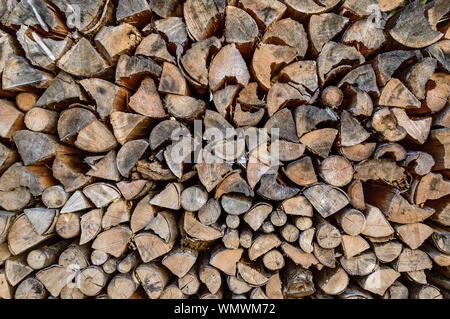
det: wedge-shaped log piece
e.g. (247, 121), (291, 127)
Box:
(2, 55), (52, 91)
(317, 267), (349, 295)
(180, 37), (221, 91)
(51, 0), (106, 33)
(7, 214), (53, 255)
(342, 18), (386, 56)
(340, 251), (377, 276)
(279, 61), (318, 93)
(264, 108), (298, 143)
(158, 62), (188, 95)
(0, 162), (55, 196)
(115, 54), (162, 90)
(304, 183), (349, 218)
(165, 94), (205, 122)
(373, 240), (403, 263)
(53, 155), (91, 192)
(345, 86), (373, 117)
(210, 248), (243, 276)
(373, 50), (417, 86)
(372, 107), (407, 142)
(413, 172), (450, 205)
(213, 85), (240, 116)
(282, 196), (313, 217)
(317, 41), (365, 84)
(86, 150), (121, 182)
(225, 6), (258, 56)
(95, 23), (142, 63)
(162, 247), (198, 278)
(92, 226), (132, 258)
(5, 0), (67, 34)
(57, 38), (109, 77)
(239, 0), (286, 30)
(403, 151), (435, 176)
(134, 232), (174, 262)
(365, 185), (434, 224)
(299, 128), (338, 158)
(17, 26), (72, 71)
(83, 183), (121, 208)
(284, 0), (340, 17)
(395, 248), (432, 272)
(257, 174), (300, 201)
(216, 172), (254, 199)
(406, 58), (437, 100)
(0, 143), (17, 174)
(361, 205), (394, 238)
(341, 235), (370, 259)
(244, 202), (273, 231)
(36, 265), (76, 298)
(149, 120), (190, 151)
(340, 110), (371, 147)
(153, 16), (189, 53)
(283, 266), (315, 298)
(338, 65), (379, 97)
(79, 78), (128, 119)
(116, 139), (149, 177)
(295, 105), (338, 138)
(75, 119), (118, 153)
(308, 13), (349, 54)
(354, 159), (405, 184)
(57, 107), (95, 142)
(237, 262), (268, 287)
(13, 130), (77, 166)
(135, 262), (170, 299)
(267, 82), (308, 117)
(110, 112), (150, 146)
(379, 79), (421, 109)
(389, 0), (443, 48)
(183, 211), (222, 241)
(150, 182), (183, 210)
(249, 234), (281, 261)
(283, 156), (317, 187)
(426, 41), (450, 72)
(136, 33), (175, 64)
(24, 208), (57, 235)
(60, 190), (93, 214)
(395, 223), (433, 250)
(281, 243), (318, 269)
(116, 0), (151, 25)
(102, 200), (132, 230)
(14, 277), (46, 299)
(4, 255), (33, 287)
(183, 0), (224, 41)
(422, 243), (450, 267)
(357, 266), (400, 296)
(251, 44), (297, 91)
(80, 209), (103, 245)
(209, 44), (250, 92)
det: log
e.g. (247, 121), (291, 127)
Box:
(14, 277), (47, 299)
(209, 44), (250, 92)
(388, 1), (442, 48)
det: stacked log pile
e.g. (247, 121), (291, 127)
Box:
(0, 0), (449, 299)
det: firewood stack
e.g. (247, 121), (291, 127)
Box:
(0, 0), (449, 300)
